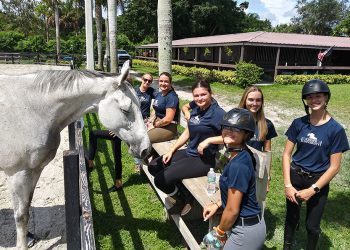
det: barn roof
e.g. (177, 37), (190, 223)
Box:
(137, 31), (350, 50)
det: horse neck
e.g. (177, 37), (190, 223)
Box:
(37, 77), (111, 131)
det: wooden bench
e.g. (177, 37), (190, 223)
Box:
(142, 114), (271, 249)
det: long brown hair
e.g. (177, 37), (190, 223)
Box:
(238, 86), (268, 141)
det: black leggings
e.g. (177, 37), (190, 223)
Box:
(148, 149), (215, 202)
(284, 166), (329, 245)
(88, 130), (122, 180)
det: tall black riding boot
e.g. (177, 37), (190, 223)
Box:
(306, 233), (319, 250)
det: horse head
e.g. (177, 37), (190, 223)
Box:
(98, 61), (151, 159)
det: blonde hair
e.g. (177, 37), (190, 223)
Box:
(238, 86), (268, 141)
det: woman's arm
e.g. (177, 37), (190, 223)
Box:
(154, 107), (176, 127)
(296, 152), (343, 201)
(264, 140), (272, 191)
(282, 140), (299, 204)
(217, 188), (242, 231)
(163, 127), (190, 164)
(181, 103), (191, 121)
(197, 135), (224, 155)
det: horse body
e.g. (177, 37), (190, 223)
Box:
(0, 62), (150, 249)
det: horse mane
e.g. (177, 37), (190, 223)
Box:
(35, 70), (116, 93)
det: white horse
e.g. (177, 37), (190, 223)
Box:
(0, 61), (150, 249)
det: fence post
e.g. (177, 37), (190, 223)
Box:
(68, 122), (76, 150)
(63, 150), (81, 250)
(11, 55), (14, 64)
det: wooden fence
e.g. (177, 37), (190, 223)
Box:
(64, 121), (96, 250)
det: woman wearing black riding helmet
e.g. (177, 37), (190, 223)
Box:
(203, 108), (266, 250)
(282, 79), (349, 250)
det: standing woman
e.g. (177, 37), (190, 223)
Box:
(282, 79), (349, 250)
(147, 72), (179, 143)
(149, 80), (225, 215)
(203, 108), (266, 249)
(238, 86), (277, 213)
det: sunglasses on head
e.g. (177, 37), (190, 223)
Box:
(143, 78), (152, 83)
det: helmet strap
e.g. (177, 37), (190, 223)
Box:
(302, 99), (309, 115)
(224, 143), (244, 152)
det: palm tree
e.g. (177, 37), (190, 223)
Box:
(84, 0), (94, 70)
(157, 0), (173, 74)
(53, 0), (60, 55)
(107, 0), (117, 73)
(95, 0), (104, 70)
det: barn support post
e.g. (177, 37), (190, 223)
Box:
(239, 45), (245, 62)
(63, 150), (81, 250)
(274, 47), (281, 81)
(195, 48), (198, 61)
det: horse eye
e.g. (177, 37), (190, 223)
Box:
(121, 109), (129, 115)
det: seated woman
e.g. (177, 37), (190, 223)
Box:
(202, 108), (266, 250)
(147, 72), (179, 143)
(148, 80), (225, 216)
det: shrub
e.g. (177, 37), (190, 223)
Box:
(212, 69), (236, 85)
(0, 31), (25, 52)
(16, 35), (46, 53)
(275, 74), (350, 85)
(235, 61), (263, 88)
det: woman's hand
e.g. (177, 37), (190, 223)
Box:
(162, 150), (173, 164)
(296, 188), (315, 202)
(108, 130), (117, 138)
(197, 140), (210, 155)
(285, 185), (299, 204)
(203, 203), (219, 221)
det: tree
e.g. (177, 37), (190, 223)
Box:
(157, 0), (173, 74)
(54, 0), (61, 55)
(85, 0), (94, 69)
(241, 13), (272, 32)
(108, 0), (117, 73)
(333, 12), (350, 36)
(95, 0), (104, 70)
(292, 0), (348, 35)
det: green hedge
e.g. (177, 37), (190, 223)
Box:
(134, 59), (239, 86)
(275, 74), (350, 85)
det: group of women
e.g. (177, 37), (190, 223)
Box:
(86, 72), (349, 250)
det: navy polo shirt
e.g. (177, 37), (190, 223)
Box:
(285, 116), (349, 172)
(219, 150), (261, 217)
(135, 87), (156, 119)
(186, 101), (225, 157)
(247, 118), (277, 151)
(153, 89), (179, 122)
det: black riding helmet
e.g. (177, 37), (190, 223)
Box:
(221, 108), (255, 140)
(302, 79), (331, 114)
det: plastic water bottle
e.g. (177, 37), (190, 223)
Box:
(207, 168), (216, 195)
(200, 230), (224, 249)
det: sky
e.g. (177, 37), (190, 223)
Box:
(238, 0), (298, 26)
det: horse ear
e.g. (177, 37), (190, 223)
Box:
(114, 60), (130, 88)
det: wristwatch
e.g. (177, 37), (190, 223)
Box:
(311, 184), (320, 193)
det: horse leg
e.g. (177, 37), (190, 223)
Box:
(7, 167), (43, 250)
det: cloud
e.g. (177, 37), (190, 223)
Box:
(259, 0), (297, 25)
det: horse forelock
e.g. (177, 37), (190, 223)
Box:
(35, 70), (116, 93)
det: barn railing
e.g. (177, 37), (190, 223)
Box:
(64, 121), (96, 250)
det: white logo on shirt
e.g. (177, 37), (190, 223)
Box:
(153, 100), (159, 107)
(301, 133), (323, 146)
(139, 96), (147, 103)
(189, 115), (200, 125)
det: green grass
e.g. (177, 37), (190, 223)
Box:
(86, 66), (350, 249)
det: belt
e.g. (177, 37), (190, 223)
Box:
(235, 214), (261, 226)
(291, 163), (323, 178)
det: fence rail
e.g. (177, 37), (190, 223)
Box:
(64, 121), (96, 250)
(0, 52), (74, 68)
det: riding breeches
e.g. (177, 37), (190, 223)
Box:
(88, 130), (122, 180)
